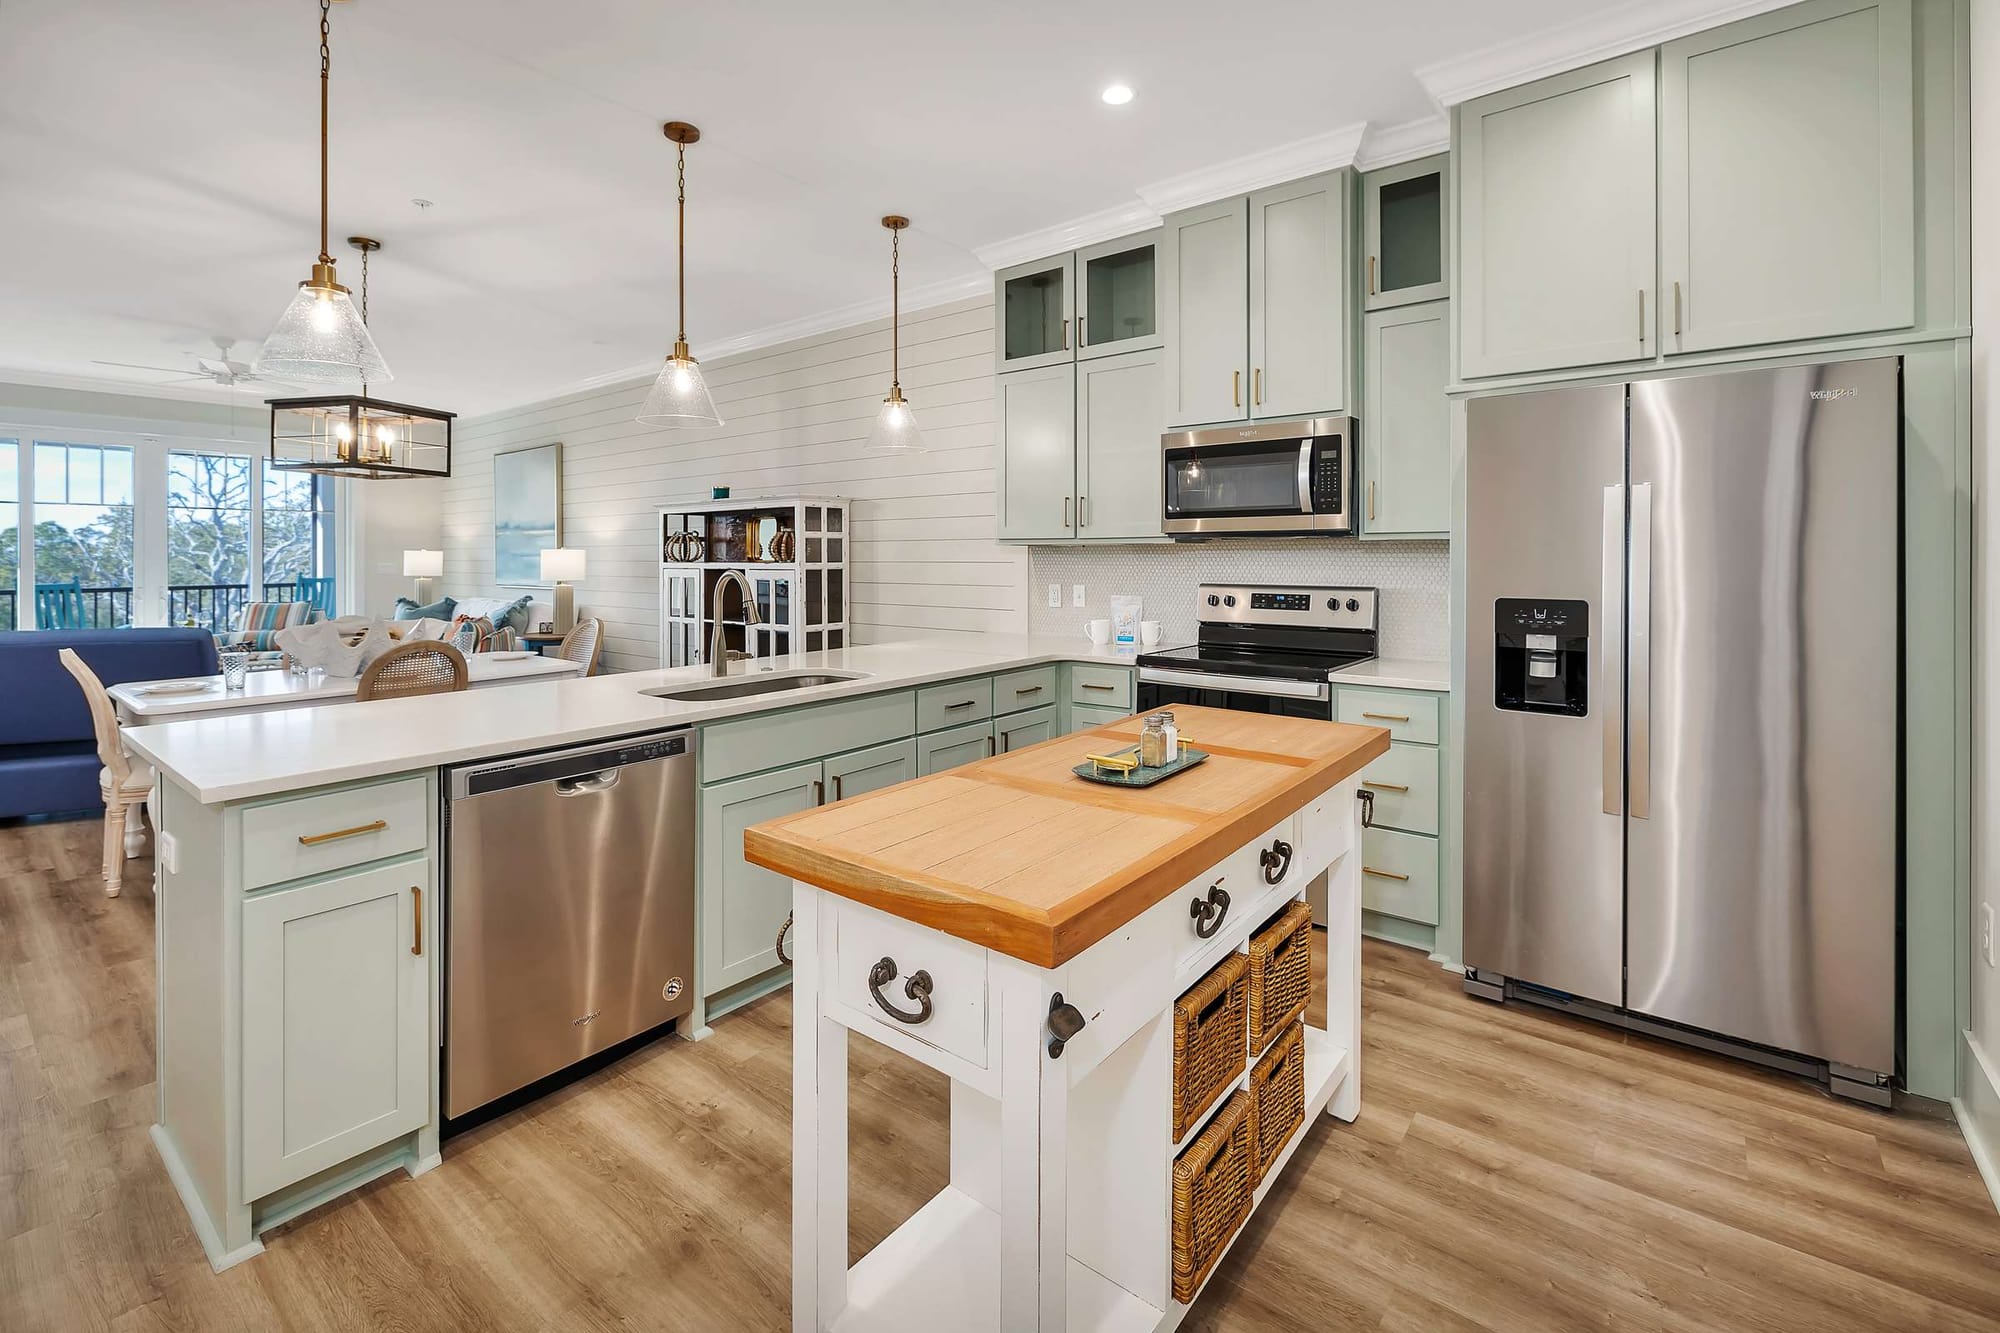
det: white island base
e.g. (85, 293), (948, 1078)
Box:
(790, 776), (1364, 1333)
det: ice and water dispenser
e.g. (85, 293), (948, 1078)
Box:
(1494, 598), (1588, 716)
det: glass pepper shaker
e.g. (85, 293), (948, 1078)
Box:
(1140, 713), (1171, 767)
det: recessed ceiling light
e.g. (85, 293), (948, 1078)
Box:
(1101, 84), (1134, 106)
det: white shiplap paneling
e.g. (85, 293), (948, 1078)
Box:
(441, 296), (1026, 671)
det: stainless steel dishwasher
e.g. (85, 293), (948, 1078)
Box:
(444, 730), (695, 1119)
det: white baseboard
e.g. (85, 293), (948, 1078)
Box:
(1956, 1030), (2000, 1218)
(152, 1124), (263, 1272)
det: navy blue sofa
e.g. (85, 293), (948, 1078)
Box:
(0, 629), (219, 818)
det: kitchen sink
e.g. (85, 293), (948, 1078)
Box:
(643, 670), (870, 703)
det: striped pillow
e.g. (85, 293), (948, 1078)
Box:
(447, 614), (497, 653)
(220, 601), (316, 652)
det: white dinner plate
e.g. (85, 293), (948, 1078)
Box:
(486, 651), (533, 661)
(139, 680), (214, 696)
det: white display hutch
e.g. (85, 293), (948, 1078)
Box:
(657, 496), (852, 668)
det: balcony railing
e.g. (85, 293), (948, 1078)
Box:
(1, 581), (327, 632)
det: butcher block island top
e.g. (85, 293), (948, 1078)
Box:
(744, 705), (1389, 969)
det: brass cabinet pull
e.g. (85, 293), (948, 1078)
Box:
(868, 956), (933, 1024)
(1368, 480), (1377, 522)
(1369, 254), (1378, 295)
(985, 734), (996, 757)
(1360, 710), (1410, 722)
(812, 779), (825, 806)
(1014, 684), (1043, 696)
(831, 773), (844, 801)
(1363, 866), (1411, 881)
(1063, 495), (1072, 529)
(1232, 370), (1241, 407)
(1079, 494), (1088, 528)
(1081, 682), (1115, 692)
(945, 699), (977, 710)
(298, 819), (386, 847)
(410, 886), (422, 956)
(1253, 367), (1262, 406)
(1060, 317), (1069, 351)
(1363, 779), (1410, 793)
(1673, 280), (1682, 338)
(1638, 288), (1646, 345)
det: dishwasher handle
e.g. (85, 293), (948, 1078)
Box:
(555, 770), (621, 797)
(450, 730), (691, 799)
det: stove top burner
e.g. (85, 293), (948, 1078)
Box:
(1135, 642), (1374, 683)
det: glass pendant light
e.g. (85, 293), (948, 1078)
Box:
(256, 0), (391, 385)
(866, 215), (925, 453)
(637, 121), (724, 427)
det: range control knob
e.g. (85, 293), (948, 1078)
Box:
(1223, 595), (1238, 608)
(1327, 597), (1339, 611)
(1346, 598), (1361, 612)
(1207, 594), (1221, 607)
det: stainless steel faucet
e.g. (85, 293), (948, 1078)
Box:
(709, 568), (763, 676)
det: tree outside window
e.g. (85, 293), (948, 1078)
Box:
(167, 452), (252, 631)
(262, 468), (336, 603)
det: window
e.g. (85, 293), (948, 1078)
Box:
(32, 442), (135, 628)
(0, 440), (16, 631)
(167, 451), (253, 632)
(262, 469), (337, 609)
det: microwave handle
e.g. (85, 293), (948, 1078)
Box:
(1296, 439), (1313, 515)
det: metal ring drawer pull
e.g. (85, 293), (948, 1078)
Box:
(1190, 882), (1231, 939)
(297, 819), (386, 846)
(1259, 839), (1294, 885)
(775, 911), (794, 966)
(1358, 788), (1375, 828)
(867, 956), (933, 1024)
(1360, 711), (1410, 723)
(1363, 866), (1410, 881)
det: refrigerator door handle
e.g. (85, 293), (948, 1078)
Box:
(1629, 482), (1653, 819)
(1601, 484), (1625, 816)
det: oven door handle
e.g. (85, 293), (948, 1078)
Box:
(1297, 439), (1313, 515)
(1139, 666), (1330, 702)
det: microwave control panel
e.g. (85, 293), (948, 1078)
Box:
(1311, 439), (1344, 512)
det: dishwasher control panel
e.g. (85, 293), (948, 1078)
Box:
(455, 730), (692, 798)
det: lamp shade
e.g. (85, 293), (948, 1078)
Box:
(257, 282), (393, 384)
(402, 549), (444, 578)
(637, 353), (724, 428)
(540, 547), (587, 582)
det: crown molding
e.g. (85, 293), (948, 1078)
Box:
(1354, 115), (1451, 172)
(1136, 121), (1368, 216)
(1416, 0), (1799, 107)
(973, 200), (1163, 272)
(0, 366), (266, 411)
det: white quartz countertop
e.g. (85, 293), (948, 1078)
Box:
(1329, 656), (1450, 693)
(123, 635), (1141, 805)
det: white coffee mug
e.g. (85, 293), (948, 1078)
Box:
(1140, 620), (1163, 647)
(1084, 619), (1112, 646)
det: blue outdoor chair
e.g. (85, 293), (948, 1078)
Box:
(35, 581), (87, 630)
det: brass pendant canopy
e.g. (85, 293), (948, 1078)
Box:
(866, 215), (925, 453)
(638, 120), (724, 427)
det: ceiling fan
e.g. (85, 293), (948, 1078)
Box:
(93, 336), (271, 388)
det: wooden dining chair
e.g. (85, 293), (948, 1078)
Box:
(558, 617), (603, 677)
(356, 640), (470, 702)
(56, 648), (154, 897)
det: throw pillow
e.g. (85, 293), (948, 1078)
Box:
(394, 595), (457, 621)
(455, 594), (534, 634)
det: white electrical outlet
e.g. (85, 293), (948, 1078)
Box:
(1072, 583), (1086, 608)
(1983, 903), (1995, 969)
(1046, 583), (1061, 609)
(158, 832), (179, 875)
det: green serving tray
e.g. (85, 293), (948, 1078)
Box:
(1072, 745), (1210, 788)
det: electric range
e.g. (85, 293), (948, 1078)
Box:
(1135, 583), (1378, 718)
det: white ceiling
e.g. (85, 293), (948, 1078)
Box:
(0, 0), (1753, 418)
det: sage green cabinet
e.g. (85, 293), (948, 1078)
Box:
(918, 720), (993, 775)
(1457, 51), (1658, 378)
(1161, 196), (1250, 427)
(1659, 0), (1915, 353)
(1361, 301), (1451, 538)
(996, 364), (1076, 540)
(700, 760), (822, 997)
(1077, 233), (1162, 360)
(1363, 155), (1448, 310)
(1076, 347), (1163, 540)
(1067, 703), (1127, 734)
(995, 253), (1074, 372)
(824, 738), (917, 804)
(992, 704), (1058, 755)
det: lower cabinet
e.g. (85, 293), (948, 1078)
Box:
(1336, 683), (1449, 944)
(825, 738), (918, 803)
(993, 704), (1058, 754)
(241, 859), (433, 1199)
(1068, 703), (1128, 733)
(918, 720), (994, 775)
(701, 760), (825, 996)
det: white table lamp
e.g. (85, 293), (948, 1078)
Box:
(403, 549), (443, 605)
(541, 547), (586, 633)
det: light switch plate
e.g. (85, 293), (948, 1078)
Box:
(158, 832), (179, 875)
(1046, 583), (1061, 609)
(1983, 903), (1995, 968)
(1072, 584), (1086, 608)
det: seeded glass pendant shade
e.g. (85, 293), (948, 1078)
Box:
(256, 0), (392, 385)
(866, 215), (925, 454)
(637, 122), (723, 428)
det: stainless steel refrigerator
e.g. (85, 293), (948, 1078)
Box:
(1462, 357), (1900, 1103)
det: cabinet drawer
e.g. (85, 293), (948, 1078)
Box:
(1338, 689), (1438, 745)
(1176, 817), (1295, 975)
(834, 897), (988, 1067)
(916, 676), (994, 733)
(992, 665), (1058, 714)
(1068, 664), (1134, 711)
(1360, 827), (1440, 926)
(1358, 743), (1440, 836)
(241, 777), (430, 890)
(1068, 703), (1127, 734)
(700, 690), (915, 785)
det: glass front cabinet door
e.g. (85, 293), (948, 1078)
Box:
(1076, 231), (1162, 360)
(1363, 153), (1449, 310)
(995, 253), (1075, 372)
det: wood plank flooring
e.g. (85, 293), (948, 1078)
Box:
(4, 814), (1999, 1331)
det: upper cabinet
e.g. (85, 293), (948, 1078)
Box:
(997, 232), (1161, 372)
(996, 254), (1075, 372)
(1457, 51), (1658, 380)
(1162, 171), (1348, 428)
(1362, 302), (1452, 538)
(1363, 155), (1449, 310)
(1660, 0), (1915, 353)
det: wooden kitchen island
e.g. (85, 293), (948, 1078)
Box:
(746, 706), (1389, 1332)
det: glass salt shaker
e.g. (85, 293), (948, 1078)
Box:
(1159, 711), (1179, 763)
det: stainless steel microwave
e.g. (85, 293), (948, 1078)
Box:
(1161, 417), (1358, 538)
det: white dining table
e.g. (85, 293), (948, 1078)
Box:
(108, 652), (582, 725)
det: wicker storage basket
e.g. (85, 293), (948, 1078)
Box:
(1171, 1089), (1254, 1305)
(1173, 951), (1249, 1140)
(1247, 900), (1313, 1053)
(1248, 1020), (1306, 1185)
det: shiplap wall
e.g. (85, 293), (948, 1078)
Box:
(440, 295), (1026, 671)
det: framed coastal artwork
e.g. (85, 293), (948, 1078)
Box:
(494, 442), (563, 586)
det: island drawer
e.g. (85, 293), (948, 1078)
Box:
(1338, 688), (1439, 745)
(991, 665), (1057, 714)
(701, 689), (915, 785)
(1357, 742), (1440, 836)
(1360, 826), (1440, 926)
(1295, 782), (1358, 879)
(1068, 664), (1134, 711)
(1173, 952), (1248, 1142)
(833, 897), (988, 1068)
(916, 677), (994, 733)
(241, 776), (430, 890)
(1177, 817), (1296, 976)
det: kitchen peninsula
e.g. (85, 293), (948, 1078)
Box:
(748, 706), (1386, 1331)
